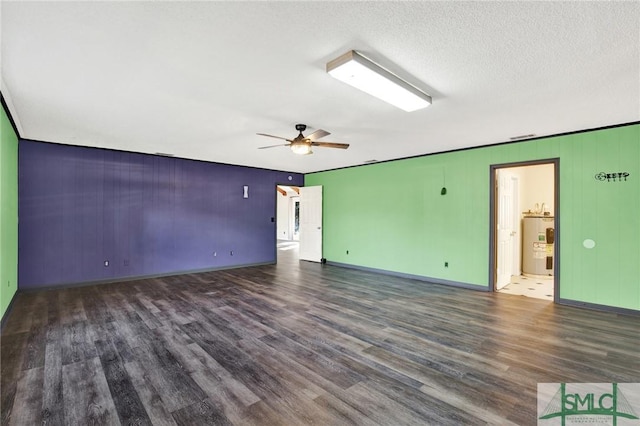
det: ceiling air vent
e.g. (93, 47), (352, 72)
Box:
(364, 159), (378, 163)
(509, 134), (536, 141)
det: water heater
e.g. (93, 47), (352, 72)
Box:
(522, 216), (554, 277)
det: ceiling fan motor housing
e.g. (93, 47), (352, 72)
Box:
(295, 124), (307, 132)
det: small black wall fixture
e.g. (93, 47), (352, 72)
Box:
(595, 172), (630, 182)
(441, 168), (447, 195)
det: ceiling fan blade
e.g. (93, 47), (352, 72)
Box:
(311, 142), (350, 149)
(305, 129), (330, 141)
(256, 133), (291, 141)
(258, 143), (291, 149)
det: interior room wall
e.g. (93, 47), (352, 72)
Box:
(513, 164), (555, 214)
(276, 189), (291, 240)
(505, 163), (555, 275)
(1, 103), (19, 320)
(275, 189), (302, 241)
(18, 140), (303, 289)
(306, 123), (640, 311)
(290, 196), (300, 240)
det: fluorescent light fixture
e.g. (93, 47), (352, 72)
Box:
(327, 50), (431, 112)
(290, 141), (312, 155)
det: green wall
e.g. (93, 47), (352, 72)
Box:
(1, 103), (19, 321)
(306, 124), (640, 311)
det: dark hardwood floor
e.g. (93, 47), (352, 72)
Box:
(2, 243), (639, 425)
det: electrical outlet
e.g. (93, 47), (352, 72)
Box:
(124, 259), (129, 266)
(346, 250), (349, 255)
(444, 261), (449, 268)
(230, 250), (233, 256)
(213, 252), (217, 257)
(104, 260), (109, 267)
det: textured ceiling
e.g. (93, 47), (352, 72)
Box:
(2, 1), (639, 173)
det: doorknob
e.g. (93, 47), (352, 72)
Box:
(317, 227), (322, 230)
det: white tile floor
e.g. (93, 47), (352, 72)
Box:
(498, 275), (554, 300)
(277, 240), (299, 251)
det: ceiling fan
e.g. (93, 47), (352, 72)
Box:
(257, 124), (349, 155)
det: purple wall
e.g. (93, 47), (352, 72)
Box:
(18, 140), (303, 289)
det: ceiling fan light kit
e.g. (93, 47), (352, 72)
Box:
(326, 50), (432, 112)
(290, 142), (312, 155)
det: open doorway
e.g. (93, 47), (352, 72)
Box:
(274, 184), (324, 263)
(276, 185), (300, 256)
(490, 159), (559, 302)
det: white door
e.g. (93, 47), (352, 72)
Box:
(496, 170), (518, 289)
(299, 186), (323, 262)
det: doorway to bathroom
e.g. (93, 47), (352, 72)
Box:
(490, 159), (559, 302)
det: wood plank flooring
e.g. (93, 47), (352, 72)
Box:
(2, 245), (639, 425)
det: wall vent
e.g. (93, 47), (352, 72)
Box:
(509, 134), (536, 141)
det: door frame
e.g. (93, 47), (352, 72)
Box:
(489, 158), (560, 303)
